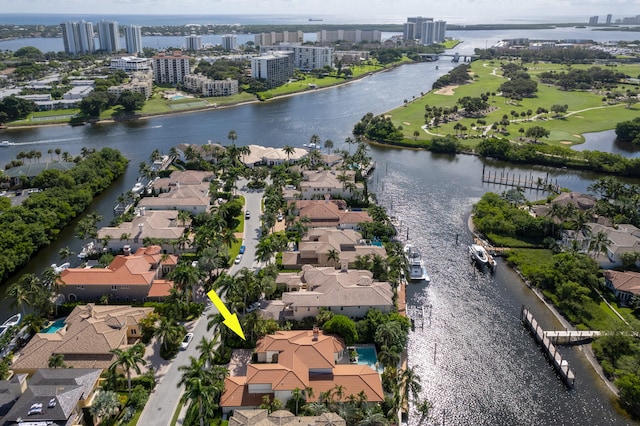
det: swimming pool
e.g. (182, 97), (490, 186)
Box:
(41, 318), (66, 333)
(356, 346), (382, 372)
(170, 95), (186, 100)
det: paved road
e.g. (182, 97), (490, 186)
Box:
(138, 183), (265, 426)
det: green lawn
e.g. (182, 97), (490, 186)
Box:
(385, 60), (640, 146)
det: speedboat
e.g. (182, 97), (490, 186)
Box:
(0, 313), (22, 337)
(132, 182), (145, 194)
(51, 262), (70, 274)
(78, 241), (96, 259)
(0, 140), (15, 147)
(469, 244), (489, 265)
(405, 244), (431, 282)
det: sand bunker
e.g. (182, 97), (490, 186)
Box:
(403, 122), (411, 125)
(434, 85), (458, 95)
(560, 141), (573, 145)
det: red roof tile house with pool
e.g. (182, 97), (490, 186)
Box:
(220, 329), (384, 416)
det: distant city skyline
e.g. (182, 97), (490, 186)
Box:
(3, 0), (636, 24)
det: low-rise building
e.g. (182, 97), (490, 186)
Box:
(272, 264), (393, 321)
(183, 74), (239, 97)
(292, 200), (372, 230)
(299, 169), (363, 200)
(2, 368), (101, 426)
(240, 144), (307, 168)
(282, 228), (386, 269)
(96, 209), (189, 254)
(108, 71), (153, 99)
(603, 270), (640, 304)
(11, 304), (153, 374)
(139, 170), (214, 214)
(229, 409), (345, 426)
(220, 329), (384, 415)
(58, 245), (177, 303)
(563, 223), (640, 268)
(110, 56), (151, 72)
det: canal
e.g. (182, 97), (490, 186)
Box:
(0, 31), (637, 425)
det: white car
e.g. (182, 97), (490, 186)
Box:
(180, 332), (194, 350)
(246, 302), (260, 313)
(234, 254), (242, 264)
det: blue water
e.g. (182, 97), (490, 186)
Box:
(41, 318), (66, 333)
(356, 346), (382, 372)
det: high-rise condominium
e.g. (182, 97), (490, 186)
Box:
(60, 20), (95, 54)
(124, 25), (143, 54)
(97, 20), (120, 53)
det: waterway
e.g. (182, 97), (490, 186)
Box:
(0, 30), (637, 425)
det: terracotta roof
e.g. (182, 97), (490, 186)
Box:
(220, 376), (271, 408)
(604, 270), (640, 295)
(221, 330), (383, 409)
(11, 304), (153, 372)
(147, 279), (174, 298)
(293, 201), (372, 227)
(59, 246), (177, 287)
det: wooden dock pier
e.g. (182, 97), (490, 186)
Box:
(521, 306), (576, 388)
(407, 305), (429, 330)
(482, 165), (560, 193)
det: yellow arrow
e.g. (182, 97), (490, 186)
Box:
(207, 289), (245, 340)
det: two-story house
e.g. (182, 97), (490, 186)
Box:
(220, 329), (384, 416)
(59, 245), (177, 303)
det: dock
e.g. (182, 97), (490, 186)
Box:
(407, 304), (430, 330)
(482, 165), (560, 193)
(521, 306), (576, 388)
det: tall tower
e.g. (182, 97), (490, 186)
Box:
(60, 21), (95, 54)
(124, 25), (143, 54)
(97, 20), (120, 53)
(221, 34), (237, 51)
(421, 21), (436, 45)
(185, 34), (202, 51)
(434, 20), (447, 43)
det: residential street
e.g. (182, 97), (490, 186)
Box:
(137, 183), (264, 426)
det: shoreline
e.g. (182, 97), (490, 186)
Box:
(0, 63), (394, 132)
(466, 214), (620, 398)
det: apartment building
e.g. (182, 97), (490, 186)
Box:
(260, 45), (333, 70)
(97, 20), (120, 53)
(183, 74), (239, 97)
(60, 20), (95, 54)
(221, 34), (238, 51)
(124, 25), (143, 54)
(152, 50), (191, 84)
(250, 51), (294, 88)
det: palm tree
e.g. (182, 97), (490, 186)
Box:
(48, 353), (66, 369)
(155, 316), (183, 351)
(227, 130), (238, 145)
(282, 145), (296, 163)
(167, 262), (204, 303)
(324, 139), (334, 154)
(8, 274), (39, 316)
(196, 336), (218, 368)
(589, 230), (612, 260)
(290, 387), (305, 415)
(109, 343), (147, 396)
(90, 390), (121, 422)
(327, 249), (340, 268)
(358, 409), (389, 426)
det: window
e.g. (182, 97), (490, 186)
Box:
(111, 285), (118, 291)
(76, 285), (85, 290)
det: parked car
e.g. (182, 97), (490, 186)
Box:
(180, 332), (194, 350)
(277, 213), (283, 221)
(235, 254), (242, 264)
(239, 245), (246, 254)
(245, 210), (250, 219)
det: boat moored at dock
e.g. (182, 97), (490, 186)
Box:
(0, 313), (22, 337)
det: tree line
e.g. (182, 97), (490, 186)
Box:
(0, 148), (128, 283)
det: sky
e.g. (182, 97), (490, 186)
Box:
(2, 0), (639, 24)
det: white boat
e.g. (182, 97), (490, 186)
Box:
(0, 140), (15, 147)
(51, 262), (70, 274)
(131, 182), (145, 194)
(78, 241), (96, 259)
(469, 244), (489, 265)
(0, 313), (22, 337)
(405, 244), (431, 282)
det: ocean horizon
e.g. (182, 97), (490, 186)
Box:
(0, 13), (593, 27)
